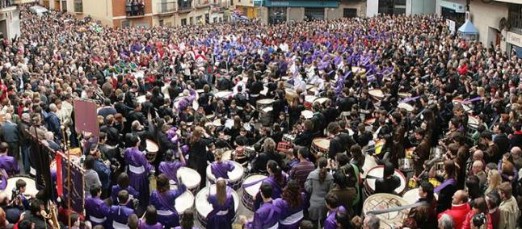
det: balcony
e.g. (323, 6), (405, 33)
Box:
(0, 0), (16, 10)
(195, 0), (210, 9)
(157, 1), (176, 16)
(13, 0), (36, 4)
(125, 2), (147, 19)
(178, 0), (192, 13)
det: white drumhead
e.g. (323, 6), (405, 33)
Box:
(206, 161), (245, 183)
(360, 154), (378, 179)
(195, 185), (239, 217)
(6, 177), (38, 197)
(225, 119), (234, 129)
(305, 96), (316, 103)
(178, 167), (201, 189)
(397, 103), (414, 112)
(175, 191), (195, 213)
(366, 167), (406, 193)
(468, 116), (479, 126)
(136, 95), (146, 104)
(301, 110), (313, 119)
(146, 139), (159, 153)
(215, 91), (232, 99)
(315, 97), (328, 104)
(243, 175), (266, 197)
(402, 188), (420, 205)
(257, 99), (274, 105)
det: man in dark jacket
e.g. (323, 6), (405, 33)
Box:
(375, 162), (401, 194)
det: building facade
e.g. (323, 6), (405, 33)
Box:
(0, 0), (21, 40)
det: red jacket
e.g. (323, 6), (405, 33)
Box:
(461, 210), (493, 229)
(438, 203), (471, 229)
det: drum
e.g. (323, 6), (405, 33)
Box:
(283, 134), (295, 142)
(215, 91), (233, 99)
(222, 150), (233, 161)
(145, 139), (159, 163)
(398, 92), (412, 99)
(360, 154), (378, 179)
(468, 115), (479, 129)
(368, 89), (384, 101)
(136, 95), (146, 104)
(398, 103), (414, 112)
(398, 159), (414, 172)
(363, 193), (409, 229)
(402, 188), (439, 204)
(206, 161), (245, 190)
(241, 174), (267, 211)
(175, 191), (195, 214)
(352, 67), (366, 75)
(177, 167), (202, 193)
(311, 138), (330, 158)
(195, 185), (239, 226)
(285, 89), (298, 103)
(452, 99), (472, 113)
(256, 99), (274, 110)
(301, 110), (313, 119)
(304, 96), (317, 109)
(315, 97), (329, 105)
(364, 166), (407, 196)
(5, 177), (38, 198)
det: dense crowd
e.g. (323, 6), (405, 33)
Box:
(0, 3), (519, 229)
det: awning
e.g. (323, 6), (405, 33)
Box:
(458, 20), (478, 34)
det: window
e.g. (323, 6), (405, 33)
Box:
(343, 8), (357, 18)
(181, 18), (187, 25)
(509, 4), (522, 33)
(74, 0), (82, 12)
(121, 20), (131, 28)
(159, 19), (164, 26)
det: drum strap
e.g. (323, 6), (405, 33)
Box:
(366, 201), (427, 215)
(242, 178), (265, 188)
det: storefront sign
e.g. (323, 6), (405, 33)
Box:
(507, 32), (522, 48)
(264, 0), (339, 8)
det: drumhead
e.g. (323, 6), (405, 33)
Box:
(5, 177), (38, 197)
(175, 191), (195, 214)
(177, 167), (201, 189)
(363, 193), (408, 228)
(215, 91), (232, 98)
(468, 116), (479, 126)
(301, 110), (313, 119)
(195, 185), (239, 217)
(305, 95), (317, 103)
(243, 175), (267, 196)
(136, 95), (146, 104)
(257, 99), (274, 105)
(315, 97), (329, 104)
(403, 188), (439, 204)
(313, 138), (330, 150)
(397, 103), (414, 112)
(368, 89), (384, 99)
(365, 166), (406, 194)
(360, 154), (378, 179)
(146, 139), (159, 153)
(206, 161), (245, 182)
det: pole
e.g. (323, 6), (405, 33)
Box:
(61, 125), (72, 229)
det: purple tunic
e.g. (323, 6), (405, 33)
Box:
(246, 201), (281, 229)
(210, 161), (235, 180)
(124, 147), (152, 202)
(108, 205), (135, 229)
(85, 196), (110, 227)
(111, 185), (140, 209)
(149, 184), (187, 228)
(206, 188), (235, 229)
(323, 206), (346, 229)
(0, 155), (19, 176)
(138, 219), (163, 229)
(254, 176), (286, 210)
(159, 161), (185, 183)
(272, 194), (305, 229)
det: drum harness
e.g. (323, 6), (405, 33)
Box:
(366, 200), (428, 215)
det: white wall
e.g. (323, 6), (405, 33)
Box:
(469, 1), (508, 49)
(366, 0), (378, 17)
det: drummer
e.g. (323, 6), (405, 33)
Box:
(158, 149), (186, 184)
(150, 174), (187, 228)
(374, 162), (401, 195)
(206, 179), (236, 229)
(210, 149), (236, 181)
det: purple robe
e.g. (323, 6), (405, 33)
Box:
(254, 176), (287, 210)
(206, 187), (235, 229)
(124, 147), (152, 203)
(109, 205), (135, 229)
(210, 161), (235, 180)
(85, 196), (110, 227)
(246, 201), (281, 229)
(149, 184), (187, 228)
(138, 219), (163, 229)
(0, 155), (19, 176)
(273, 194), (306, 229)
(111, 185), (140, 208)
(0, 169), (6, 190)
(323, 206), (346, 229)
(159, 161), (185, 183)
(434, 178), (456, 194)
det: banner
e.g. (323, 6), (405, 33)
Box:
(73, 99), (99, 137)
(61, 153), (85, 214)
(56, 153), (63, 197)
(27, 133), (53, 201)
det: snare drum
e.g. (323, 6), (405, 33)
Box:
(301, 110), (313, 119)
(403, 188), (439, 204)
(195, 185), (239, 226)
(304, 96), (317, 109)
(5, 177), (38, 197)
(145, 139), (159, 163)
(368, 89), (384, 101)
(241, 174), (267, 211)
(311, 138), (330, 158)
(215, 91), (233, 99)
(206, 161), (245, 190)
(256, 99), (274, 110)
(363, 193), (409, 229)
(364, 166), (407, 196)
(177, 167), (202, 193)
(175, 191), (195, 214)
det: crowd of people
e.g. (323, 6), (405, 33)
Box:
(0, 3), (519, 229)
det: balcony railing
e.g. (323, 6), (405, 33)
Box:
(125, 1), (146, 18)
(195, 0), (210, 8)
(0, 0), (14, 8)
(157, 1), (176, 14)
(178, 0), (192, 13)
(13, 0), (36, 5)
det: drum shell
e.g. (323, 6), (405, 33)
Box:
(310, 138), (329, 157)
(364, 166), (407, 196)
(241, 175), (267, 212)
(206, 161), (245, 190)
(196, 185), (239, 226)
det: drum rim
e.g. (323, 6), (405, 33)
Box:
(178, 167), (202, 188)
(176, 191), (195, 213)
(243, 174), (267, 196)
(365, 165), (407, 193)
(362, 193), (409, 223)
